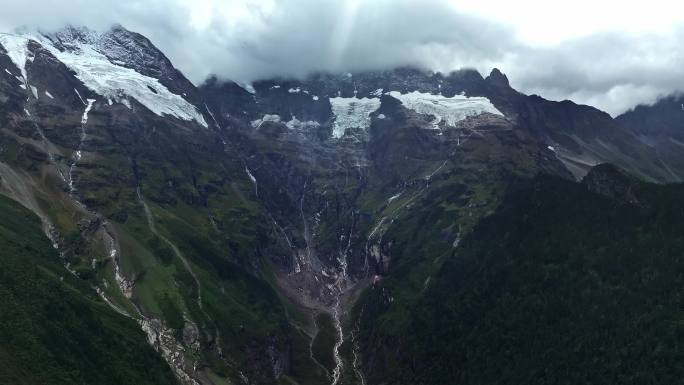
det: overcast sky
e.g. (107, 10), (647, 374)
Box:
(1, 0), (684, 116)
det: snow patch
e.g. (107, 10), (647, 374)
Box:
(204, 103), (219, 127)
(387, 192), (402, 203)
(371, 88), (384, 97)
(312, 95), (319, 101)
(286, 116), (320, 130)
(288, 87), (301, 94)
(329, 97), (381, 139)
(251, 114), (281, 129)
(387, 91), (503, 129)
(29, 85), (38, 99)
(81, 99), (95, 124)
(74, 150), (82, 162)
(245, 167), (257, 184)
(74, 88), (86, 105)
(44, 90), (54, 99)
(0, 34), (32, 81)
(239, 82), (256, 94)
(547, 145), (556, 152)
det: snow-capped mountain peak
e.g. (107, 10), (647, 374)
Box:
(0, 25), (207, 128)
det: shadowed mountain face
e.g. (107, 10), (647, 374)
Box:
(617, 94), (684, 181)
(617, 94), (684, 139)
(355, 166), (684, 385)
(1, 25), (683, 385)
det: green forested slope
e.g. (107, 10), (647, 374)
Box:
(0, 195), (177, 385)
(358, 165), (684, 384)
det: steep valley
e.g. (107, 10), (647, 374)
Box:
(1, 25), (684, 385)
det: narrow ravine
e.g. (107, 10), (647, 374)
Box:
(68, 98), (95, 194)
(350, 305), (367, 385)
(331, 215), (355, 385)
(102, 226), (135, 301)
(298, 180), (312, 273)
(330, 297), (345, 385)
(243, 160), (333, 382)
(245, 166), (258, 197)
(364, 216), (388, 275)
(20, 77), (70, 187)
(136, 187), (215, 326)
(100, 218), (201, 385)
(426, 159), (448, 182)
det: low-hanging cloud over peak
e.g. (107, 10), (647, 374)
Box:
(2, 0), (684, 116)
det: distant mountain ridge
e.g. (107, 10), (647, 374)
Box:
(616, 94), (684, 181)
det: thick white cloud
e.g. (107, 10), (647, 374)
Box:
(2, 0), (684, 115)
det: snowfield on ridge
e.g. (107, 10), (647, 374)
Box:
(0, 30), (208, 127)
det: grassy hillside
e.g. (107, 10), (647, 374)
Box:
(0, 194), (177, 385)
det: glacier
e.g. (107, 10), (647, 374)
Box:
(0, 31), (208, 128)
(330, 97), (381, 139)
(387, 91), (503, 129)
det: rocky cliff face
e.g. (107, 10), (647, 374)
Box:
(0, 25), (681, 385)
